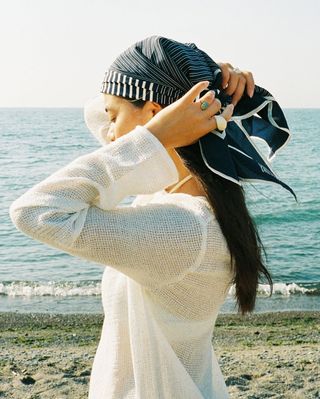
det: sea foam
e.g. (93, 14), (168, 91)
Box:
(0, 280), (318, 297)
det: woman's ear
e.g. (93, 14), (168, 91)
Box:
(150, 101), (163, 116)
(140, 101), (163, 124)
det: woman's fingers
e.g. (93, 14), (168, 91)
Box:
(223, 71), (240, 96)
(199, 89), (216, 107)
(231, 76), (246, 106)
(200, 93), (222, 117)
(197, 88), (234, 134)
(200, 104), (234, 137)
(181, 81), (210, 104)
(242, 71), (255, 98)
(221, 104), (234, 121)
(219, 63), (256, 104)
(218, 62), (232, 89)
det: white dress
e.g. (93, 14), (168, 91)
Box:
(9, 125), (234, 398)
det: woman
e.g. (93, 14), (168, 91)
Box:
(10, 36), (294, 398)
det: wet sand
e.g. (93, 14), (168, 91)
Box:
(0, 311), (319, 398)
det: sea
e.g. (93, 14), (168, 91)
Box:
(1, 108), (319, 314)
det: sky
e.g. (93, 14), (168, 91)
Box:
(1, 0), (319, 108)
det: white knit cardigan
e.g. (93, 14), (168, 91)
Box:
(9, 125), (234, 398)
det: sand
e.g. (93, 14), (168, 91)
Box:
(0, 311), (319, 398)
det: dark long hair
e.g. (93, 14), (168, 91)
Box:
(129, 99), (273, 316)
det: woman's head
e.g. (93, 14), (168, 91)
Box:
(101, 35), (228, 143)
(101, 35), (226, 141)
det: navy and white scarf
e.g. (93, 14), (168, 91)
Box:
(97, 35), (296, 200)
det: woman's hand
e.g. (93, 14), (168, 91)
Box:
(218, 62), (255, 106)
(144, 81), (234, 149)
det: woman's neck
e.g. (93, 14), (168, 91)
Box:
(165, 148), (207, 196)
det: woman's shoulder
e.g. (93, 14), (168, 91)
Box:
(133, 191), (215, 223)
(158, 193), (230, 256)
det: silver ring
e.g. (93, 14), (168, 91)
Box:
(233, 67), (241, 73)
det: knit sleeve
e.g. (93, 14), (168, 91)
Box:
(9, 125), (208, 288)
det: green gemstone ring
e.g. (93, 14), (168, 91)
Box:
(200, 101), (209, 111)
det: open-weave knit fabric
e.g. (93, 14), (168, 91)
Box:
(9, 125), (234, 398)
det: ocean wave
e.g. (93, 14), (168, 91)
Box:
(0, 281), (101, 297)
(0, 280), (319, 298)
(228, 282), (319, 297)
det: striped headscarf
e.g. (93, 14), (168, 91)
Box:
(94, 35), (296, 200)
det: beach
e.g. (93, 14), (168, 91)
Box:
(0, 311), (319, 398)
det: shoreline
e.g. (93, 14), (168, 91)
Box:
(1, 294), (319, 315)
(1, 311), (319, 398)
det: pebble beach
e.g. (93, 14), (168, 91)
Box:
(0, 311), (319, 398)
